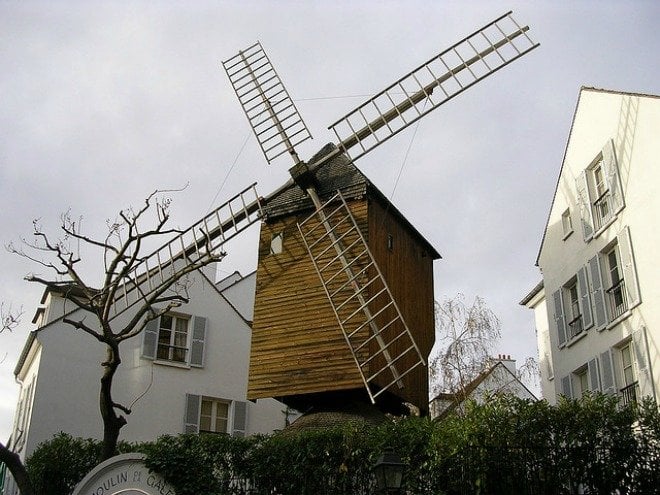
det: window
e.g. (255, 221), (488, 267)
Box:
(387, 234), (394, 251)
(200, 398), (230, 434)
(561, 208), (573, 238)
(575, 139), (624, 240)
(157, 314), (190, 363)
(142, 314), (207, 367)
(270, 232), (283, 255)
(619, 343), (638, 406)
(566, 280), (583, 339)
(605, 245), (627, 320)
(576, 368), (589, 397)
(184, 394), (248, 437)
(553, 267), (592, 347)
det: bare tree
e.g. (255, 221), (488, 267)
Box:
(6, 189), (223, 462)
(430, 294), (540, 414)
(430, 294), (501, 403)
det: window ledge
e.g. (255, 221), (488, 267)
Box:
(562, 229), (574, 241)
(565, 330), (588, 348)
(153, 359), (191, 370)
(605, 309), (633, 331)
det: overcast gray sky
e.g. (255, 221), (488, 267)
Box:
(1, 1), (658, 440)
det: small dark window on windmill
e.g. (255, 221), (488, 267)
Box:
(270, 232), (283, 255)
(387, 234), (394, 252)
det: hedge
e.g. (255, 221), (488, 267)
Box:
(25, 394), (660, 495)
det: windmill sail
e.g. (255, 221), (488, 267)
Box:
(298, 190), (426, 403)
(223, 41), (312, 164)
(109, 184), (263, 320)
(327, 11), (539, 162)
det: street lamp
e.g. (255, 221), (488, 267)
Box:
(374, 447), (405, 494)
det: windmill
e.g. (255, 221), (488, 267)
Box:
(220, 11), (538, 416)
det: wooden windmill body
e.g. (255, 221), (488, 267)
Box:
(250, 144), (440, 414)
(221, 12), (539, 417)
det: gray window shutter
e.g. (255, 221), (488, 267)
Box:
(561, 375), (573, 399)
(142, 317), (160, 359)
(618, 226), (640, 308)
(552, 289), (567, 347)
(588, 358), (601, 392)
(633, 327), (653, 399)
(184, 393), (201, 434)
(190, 316), (207, 367)
(588, 255), (607, 329)
(602, 139), (624, 213)
(232, 401), (248, 437)
(599, 350), (616, 395)
(577, 266), (593, 330)
(576, 171), (593, 240)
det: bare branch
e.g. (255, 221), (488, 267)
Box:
(1, 302), (23, 333)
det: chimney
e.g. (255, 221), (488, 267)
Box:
(499, 354), (516, 374)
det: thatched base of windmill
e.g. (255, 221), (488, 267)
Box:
(281, 400), (390, 436)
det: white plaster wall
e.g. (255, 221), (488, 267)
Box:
(14, 268), (288, 459)
(537, 89), (660, 401)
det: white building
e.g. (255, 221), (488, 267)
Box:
(3, 266), (289, 495)
(522, 87), (660, 405)
(429, 355), (537, 418)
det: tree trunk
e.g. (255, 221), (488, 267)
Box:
(99, 342), (126, 461)
(0, 443), (35, 495)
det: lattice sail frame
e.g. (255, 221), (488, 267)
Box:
(223, 41), (312, 164)
(327, 11), (539, 162)
(297, 191), (426, 403)
(109, 184), (263, 320)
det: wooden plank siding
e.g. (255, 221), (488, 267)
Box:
(248, 200), (370, 401)
(249, 192), (435, 414)
(367, 198), (435, 414)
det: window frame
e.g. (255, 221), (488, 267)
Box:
(199, 397), (230, 435)
(156, 313), (191, 364)
(561, 208), (573, 239)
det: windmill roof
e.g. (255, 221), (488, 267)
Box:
(264, 143), (441, 259)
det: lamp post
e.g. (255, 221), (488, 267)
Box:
(373, 447), (405, 494)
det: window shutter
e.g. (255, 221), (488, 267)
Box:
(587, 358), (601, 392)
(599, 350), (616, 395)
(552, 290), (567, 347)
(184, 394), (201, 434)
(633, 327), (653, 399)
(588, 255), (607, 329)
(232, 401), (248, 437)
(575, 171), (593, 240)
(602, 139), (624, 213)
(561, 375), (573, 399)
(142, 317), (160, 359)
(618, 226), (640, 308)
(190, 316), (207, 367)
(577, 266), (593, 330)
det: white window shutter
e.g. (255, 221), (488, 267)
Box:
(588, 358), (601, 392)
(618, 226), (640, 308)
(575, 171), (593, 240)
(184, 393), (201, 434)
(142, 317), (160, 359)
(232, 401), (248, 437)
(588, 255), (607, 329)
(599, 350), (617, 395)
(553, 289), (567, 347)
(577, 266), (593, 330)
(561, 375), (573, 399)
(633, 327), (653, 399)
(602, 139), (624, 213)
(190, 316), (207, 367)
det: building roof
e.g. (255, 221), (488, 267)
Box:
(519, 280), (544, 306)
(264, 142), (441, 259)
(431, 359), (537, 418)
(534, 86), (660, 266)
